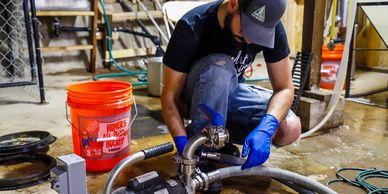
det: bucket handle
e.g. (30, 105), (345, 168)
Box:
(65, 97), (138, 142)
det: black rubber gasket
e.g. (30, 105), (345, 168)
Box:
(0, 153), (57, 191)
(0, 131), (56, 156)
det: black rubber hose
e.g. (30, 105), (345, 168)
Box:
(142, 142), (174, 159)
(113, 27), (157, 42)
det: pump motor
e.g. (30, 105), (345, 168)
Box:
(112, 171), (186, 194)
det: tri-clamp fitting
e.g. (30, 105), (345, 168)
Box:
(179, 104), (230, 194)
(206, 124), (229, 149)
(189, 124), (228, 192)
(192, 168), (211, 191)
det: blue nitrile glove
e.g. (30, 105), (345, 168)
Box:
(241, 114), (279, 170)
(173, 136), (188, 156)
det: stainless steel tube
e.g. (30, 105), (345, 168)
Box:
(182, 134), (209, 193)
(203, 166), (338, 194)
(183, 134), (208, 159)
(103, 152), (145, 194)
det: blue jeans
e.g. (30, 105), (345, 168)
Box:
(180, 54), (296, 144)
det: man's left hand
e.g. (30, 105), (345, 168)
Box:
(241, 130), (271, 170)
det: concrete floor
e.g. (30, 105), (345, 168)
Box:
(0, 67), (387, 194)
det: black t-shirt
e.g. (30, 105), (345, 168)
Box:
(163, 0), (290, 79)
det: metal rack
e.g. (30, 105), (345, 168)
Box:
(345, 0), (388, 98)
(0, 0), (45, 103)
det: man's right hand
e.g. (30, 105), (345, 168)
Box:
(173, 136), (188, 156)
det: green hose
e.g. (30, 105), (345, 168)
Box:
(328, 167), (388, 194)
(93, 0), (147, 83)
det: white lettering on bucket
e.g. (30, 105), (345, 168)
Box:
(98, 117), (130, 154)
(77, 110), (132, 160)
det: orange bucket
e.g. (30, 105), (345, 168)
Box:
(67, 81), (134, 172)
(320, 44), (344, 90)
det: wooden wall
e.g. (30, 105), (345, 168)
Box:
(356, 7), (388, 69)
(282, 0), (304, 57)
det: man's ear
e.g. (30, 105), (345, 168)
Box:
(227, 0), (239, 12)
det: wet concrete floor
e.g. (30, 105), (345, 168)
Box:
(0, 69), (387, 194)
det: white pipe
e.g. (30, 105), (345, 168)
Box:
(324, 1), (334, 37)
(300, 0), (358, 139)
(152, 0), (163, 10)
(204, 166), (338, 194)
(137, 0), (169, 43)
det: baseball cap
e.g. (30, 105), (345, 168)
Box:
(239, 0), (287, 48)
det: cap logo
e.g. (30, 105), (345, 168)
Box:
(251, 5), (265, 22)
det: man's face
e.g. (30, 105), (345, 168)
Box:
(224, 9), (251, 44)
